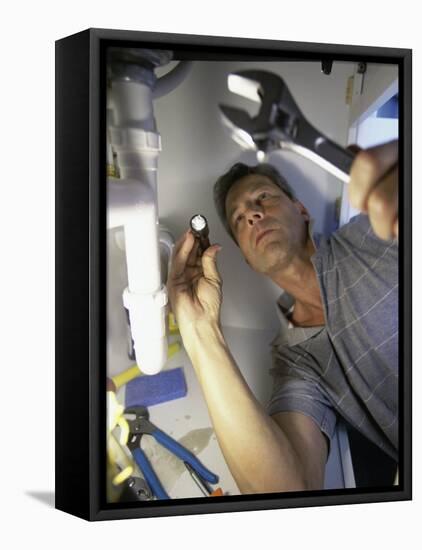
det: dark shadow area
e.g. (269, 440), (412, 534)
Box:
(25, 491), (55, 508)
(346, 425), (397, 487)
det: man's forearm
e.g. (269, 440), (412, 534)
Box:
(181, 321), (308, 493)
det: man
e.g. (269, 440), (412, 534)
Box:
(167, 140), (399, 494)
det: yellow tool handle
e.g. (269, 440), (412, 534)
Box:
(112, 366), (141, 389)
(168, 341), (181, 358)
(107, 433), (134, 486)
(169, 312), (180, 335)
(111, 342), (182, 389)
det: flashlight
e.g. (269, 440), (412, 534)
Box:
(190, 214), (210, 253)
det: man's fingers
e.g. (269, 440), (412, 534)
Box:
(367, 165), (398, 240)
(170, 231), (195, 279)
(187, 236), (200, 267)
(349, 140), (398, 212)
(202, 245), (222, 284)
(173, 229), (191, 256)
(347, 144), (362, 155)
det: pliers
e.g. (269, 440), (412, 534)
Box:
(219, 70), (356, 183)
(124, 406), (219, 500)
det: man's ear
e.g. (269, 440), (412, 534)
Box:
(294, 199), (311, 222)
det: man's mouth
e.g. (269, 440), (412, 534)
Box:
(256, 229), (275, 246)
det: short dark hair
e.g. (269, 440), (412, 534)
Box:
(213, 162), (296, 242)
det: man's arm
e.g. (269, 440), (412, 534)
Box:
(182, 320), (327, 493)
(168, 230), (327, 493)
(271, 411), (328, 490)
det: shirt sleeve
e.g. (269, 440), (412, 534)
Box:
(267, 348), (337, 444)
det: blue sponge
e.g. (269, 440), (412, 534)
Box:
(125, 367), (187, 408)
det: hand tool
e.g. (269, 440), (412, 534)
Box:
(190, 214), (211, 254)
(107, 388), (130, 445)
(124, 406), (219, 500)
(107, 432), (134, 486)
(184, 462), (224, 497)
(123, 475), (153, 501)
(219, 69), (356, 183)
(112, 345), (182, 389)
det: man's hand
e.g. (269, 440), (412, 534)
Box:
(167, 230), (223, 336)
(348, 140), (398, 240)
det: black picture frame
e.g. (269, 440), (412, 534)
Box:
(55, 27), (412, 521)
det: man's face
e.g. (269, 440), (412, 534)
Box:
(225, 174), (310, 275)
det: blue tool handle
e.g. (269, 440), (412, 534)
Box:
(131, 447), (170, 500)
(153, 428), (219, 484)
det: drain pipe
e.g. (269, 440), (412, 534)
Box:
(107, 49), (191, 374)
(107, 178), (167, 375)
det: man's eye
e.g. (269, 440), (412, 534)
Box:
(235, 213), (243, 224)
(259, 192), (269, 200)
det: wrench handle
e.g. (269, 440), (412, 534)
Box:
(314, 137), (356, 176)
(292, 120), (357, 183)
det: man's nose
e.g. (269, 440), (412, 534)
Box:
(246, 207), (264, 226)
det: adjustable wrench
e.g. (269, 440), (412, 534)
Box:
(219, 70), (356, 183)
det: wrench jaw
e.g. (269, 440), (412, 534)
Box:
(219, 105), (257, 150)
(219, 103), (285, 159)
(219, 70), (303, 158)
(219, 69), (355, 181)
(227, 73), (263, 103)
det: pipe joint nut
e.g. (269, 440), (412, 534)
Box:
(123, 285), (168, 312)
(109, 127), (162, 152)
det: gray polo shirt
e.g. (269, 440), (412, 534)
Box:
(267, 214), (398, 461)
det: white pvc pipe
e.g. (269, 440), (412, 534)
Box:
(107, 65), (187, 375)
(107, 178), (167, 375)
(108, 77), (168, 374)
(153, 61), (193, 99)
(107, 179), (161, 292)
(158, 227), (175, 284)
(111, 81), (156, 132)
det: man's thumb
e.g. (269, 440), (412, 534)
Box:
(202, 244), (222, 283)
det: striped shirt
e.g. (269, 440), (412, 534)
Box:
(267, 214), (398, 461)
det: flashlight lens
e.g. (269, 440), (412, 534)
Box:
(191, 215), (207, 231)
(257, 150), (266, 163)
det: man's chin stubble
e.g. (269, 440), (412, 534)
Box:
(255, 243), (293, 275)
